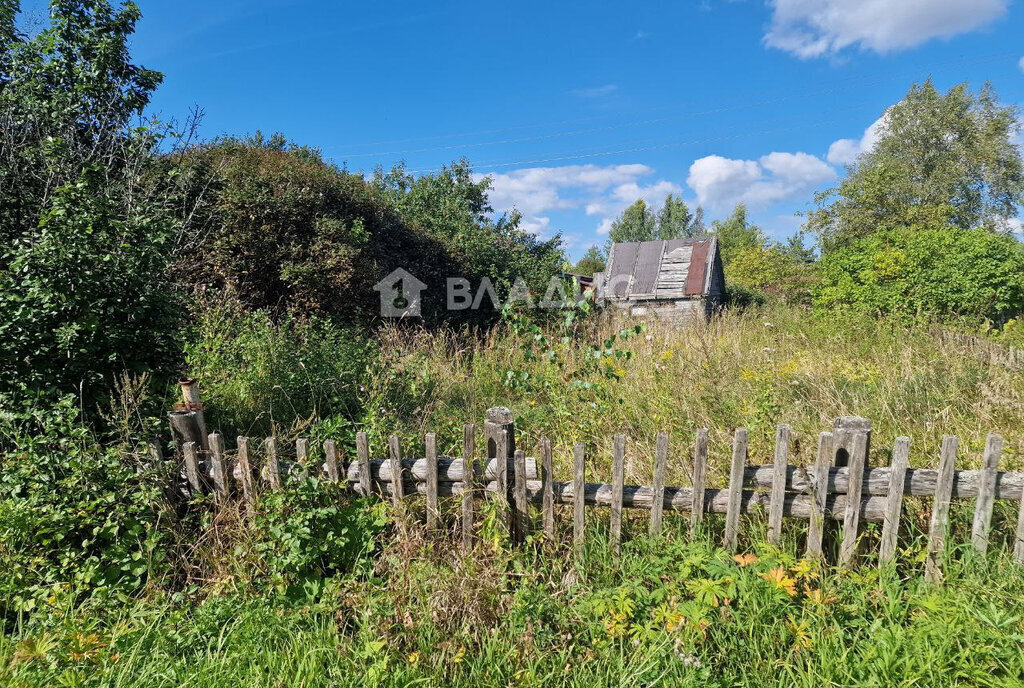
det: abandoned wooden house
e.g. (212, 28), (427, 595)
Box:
(593, 236), (725, 322)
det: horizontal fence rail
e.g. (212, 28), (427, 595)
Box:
(164, 405), (1024, 578)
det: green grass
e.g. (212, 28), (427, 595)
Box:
(3, 509), (1024, 688)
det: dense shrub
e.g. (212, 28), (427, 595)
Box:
(0, 1), (181, 410)
(814, 227), (1024, 322)
(725, 244), (816, 305)
(0, 396), (166, 623)
(252, 480), (384, 596)
(174, 143), (563, 326)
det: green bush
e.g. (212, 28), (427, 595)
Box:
(0, 396), (166, 623)
(0, 2), (180, 411)
(252, 480), (385, 597)
(814, 227), (1024, 322)
(726, 244), (816, 305)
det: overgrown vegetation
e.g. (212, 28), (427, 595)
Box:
(3, 2), (1024, 687)
(4, 515), (1024, 687)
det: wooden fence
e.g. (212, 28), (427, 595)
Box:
(166, 406), (1024, 581)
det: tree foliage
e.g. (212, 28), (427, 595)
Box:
(606, 195), (704, 248)
(573, 246), (606, 276)
(808, 81), (1024, 322)
(816, 227), (1024, 322)
(173, 146), (564, 325)
(375, 161), (564, 297)
(0, 0), (179, 410)
(711, 204), (768, 264)
(808, 80), (1024, 249)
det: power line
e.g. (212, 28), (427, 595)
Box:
(403, 110), (867, 175)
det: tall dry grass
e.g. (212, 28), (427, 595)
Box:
(363, 303), (1024, 490)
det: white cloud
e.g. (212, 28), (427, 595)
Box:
(569, 84), (618, 98)
(482, 163), (653, 216)
(1018, 56), (1024, 72)
(519, 216), (551, 236)
(827, 113), (889, 165)
(765, 0), (1008, 58)
(1000, 217), (1023, 236)
(480, 163), (687, 241)
(612, 180), (683, 205)
(686, 152), (836, 211)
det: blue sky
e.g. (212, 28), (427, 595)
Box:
(21, 0), (1024, 258)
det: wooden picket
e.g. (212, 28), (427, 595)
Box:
(170, 406), (1024, 577)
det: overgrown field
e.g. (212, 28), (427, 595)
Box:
(194, 302), (1024, 486)
(5, 304), (1024, 687)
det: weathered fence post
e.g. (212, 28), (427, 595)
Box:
(925, 436), (959, 584)
(295, 438), (310, 480)
(971, 433), (1003, 555)
(767, 425), (791, 545)
(690, 429), (708, 534)
(462, 424), (477, 550)
(805, 431), (833, 559)
(724, 428), (748, 551)
(263, 437), (281, 490)
(513, 449), (529, 544)
(573, 443), (586, 552)
(485, 407), (515, 537)
(182, 441), (202, 494)
(649, 432), (668, 536)
(168, 411), (204, 456)
(1015, 486), (1024, 564)
(425, 433), (439, 529)
(323, 440), (341, 483)
(177, 378), (209, 451)
(833, 417), (871, 467)
(387, 435), (405, 507)
(541, 438), (554, 540)
(208, 433), (229, 501)
(356, 432), (371, 496)
(878, 437), (911, 567)
(236, 436), (255, 509)
(839, 431), (868, 568)
(610, 434), (626, 556)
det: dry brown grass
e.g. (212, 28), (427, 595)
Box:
(364, 304), (1024, 490)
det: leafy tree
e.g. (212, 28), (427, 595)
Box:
(0, 0), (179, 411)
(727, 244), (814, 305)
(808, 80), (1024, 249)
(573, 246), (606, 275)
(607, 195), (703, 252)
(656, 194), (695, 239)
(174, 137), (469, 323)
(780, 232), (816, 263)
(375, 160), (564, 301)
(607, 199), (657, 244)
(711, 204), (767, 264)
(692, 205), (706, 234)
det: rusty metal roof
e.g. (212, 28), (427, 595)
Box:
(603, 236), (717, 300)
